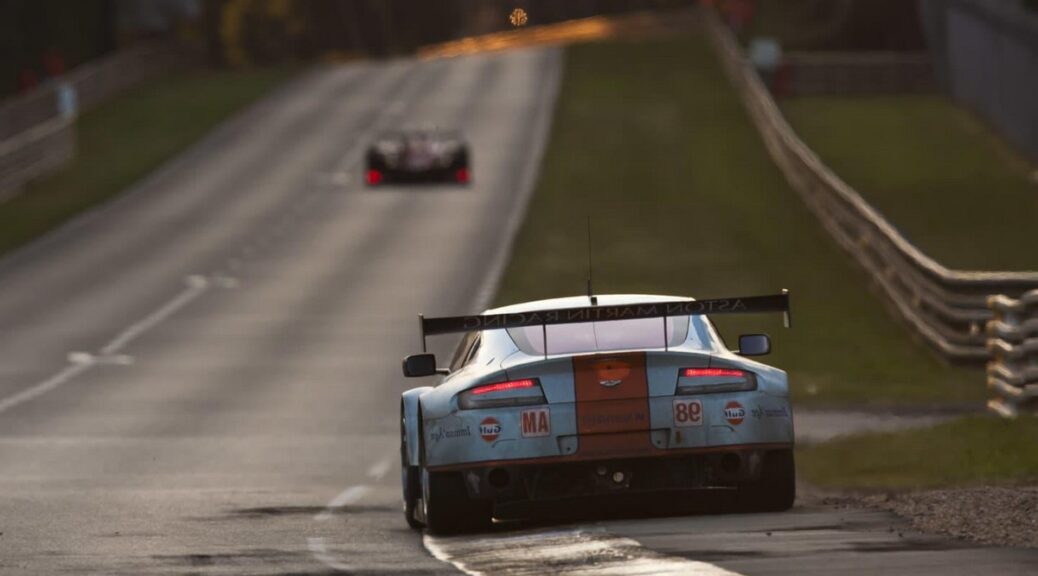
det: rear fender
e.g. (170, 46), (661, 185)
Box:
(401, 387), (433, 467)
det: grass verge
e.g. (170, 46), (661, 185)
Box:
(783, 95), (1038, 271)
(494, 34), (984, 407)
(798, 416), (1038, 489)
(0, 65), (298, 258)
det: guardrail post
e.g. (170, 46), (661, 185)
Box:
(986, 289), (1038, 417)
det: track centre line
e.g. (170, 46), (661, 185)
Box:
(0, 274), (212, 415)
(306, 452), (396, 571)
(99, 274), (209, 355)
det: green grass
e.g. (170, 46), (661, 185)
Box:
(0, 65), (298, 257)
(495, 34), (984, 407)
(799, 416), (1038, 489)
(783, 96), (1038, 271)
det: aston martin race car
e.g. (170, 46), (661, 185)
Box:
(399, 291), (796, 533)
(365, 128), (470, 186)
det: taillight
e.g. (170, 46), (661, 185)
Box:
(455, 168), (470, 183)
(366, 169), (383, 185)
(676, 367), (756, 394)
(459, 378), (545, 409)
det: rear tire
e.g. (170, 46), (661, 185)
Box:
(739, 449), (795, 512)
(401, 410), (424, 529)
(422, 469), (492, 534)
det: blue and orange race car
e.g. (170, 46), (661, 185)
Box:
(399, 291), (795, 533)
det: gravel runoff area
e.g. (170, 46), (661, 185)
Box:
(820, 488), (1038, 549)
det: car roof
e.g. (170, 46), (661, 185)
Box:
(483, 294), (692, 315)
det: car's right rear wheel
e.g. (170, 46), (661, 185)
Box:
(739, 449), (796, 512)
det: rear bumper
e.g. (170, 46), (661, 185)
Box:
(439, 444), (791, 505)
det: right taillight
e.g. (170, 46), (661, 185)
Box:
(676, 367), (757, 394)
(458, 378), (546, 410)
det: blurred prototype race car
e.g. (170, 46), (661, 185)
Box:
(399, 291), (795, 533)
(365, 128), (470, 186)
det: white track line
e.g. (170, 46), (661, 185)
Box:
(314, 485), (373, 522)
(471, 48), (562, 311)
(306, 537), (355, 572)
(0, 274), (210, 415)
(307, 481), (377, 571)
(425, 528), (743, 576)
(0, 363), (92, 414)
(367, 455), (395, 481)
(100, 275), (209, 355)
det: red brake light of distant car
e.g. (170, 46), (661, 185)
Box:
(458, 378), (545, 409)
(676, 367), (756, 394)
(455, 168), (470, 183)
(366, 169), (383, 185)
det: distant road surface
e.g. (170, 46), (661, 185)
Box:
(0, 47), (1035, 575)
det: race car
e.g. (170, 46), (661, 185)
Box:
(365, 127), (470, 186)
(399, 291), (795, 533)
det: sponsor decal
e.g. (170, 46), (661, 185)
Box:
(594, 359), (631, 388)
(478, 417), (501, 442)
(673, 398), (703, 427)
(723, 401), (745, 426)
(430, 424), (471, 442)
(520, 408), (551, 438)
(751, 406), (790, 420)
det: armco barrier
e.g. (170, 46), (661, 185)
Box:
(987, 290), (1038, 417)
(0, 116), (74, 202)
(0, 43), (183, 199)
(702, 9), (1038, 364)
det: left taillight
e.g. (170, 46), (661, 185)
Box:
(366, 169), (383, 185)
(458, 378), (546, 410)
(676, 368), (757, 394)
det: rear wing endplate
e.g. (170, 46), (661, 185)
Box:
(417, 290), (790, 352)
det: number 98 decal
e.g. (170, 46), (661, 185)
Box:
(673, 398), (703, 427)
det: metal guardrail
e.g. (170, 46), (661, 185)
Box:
(987, 290), (1038, 417)
(702, 10), (1038, 363)
(0, 43), (183, 199)
(0, 117), (75, 202)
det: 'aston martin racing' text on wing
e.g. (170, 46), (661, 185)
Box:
(398, 292), (795, 533)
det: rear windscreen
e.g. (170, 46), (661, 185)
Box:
(506, 316), (693, 356)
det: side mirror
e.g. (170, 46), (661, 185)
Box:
(403, 353), (439, 377)
(737, 334), (771, 356)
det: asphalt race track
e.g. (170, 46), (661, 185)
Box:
(1, 48), (1036, 575)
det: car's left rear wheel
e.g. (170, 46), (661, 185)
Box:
(421, 469), (492, 535)
(401, 412), (424, 529)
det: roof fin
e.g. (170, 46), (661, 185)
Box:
(586, 216), (597, 306)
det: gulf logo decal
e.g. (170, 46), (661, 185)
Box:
(521, 408), (550, 438)
(479, 417), (502, 442)
(723, 401), (745, 426)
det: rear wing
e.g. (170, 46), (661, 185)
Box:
(416, 290), (790, 352)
